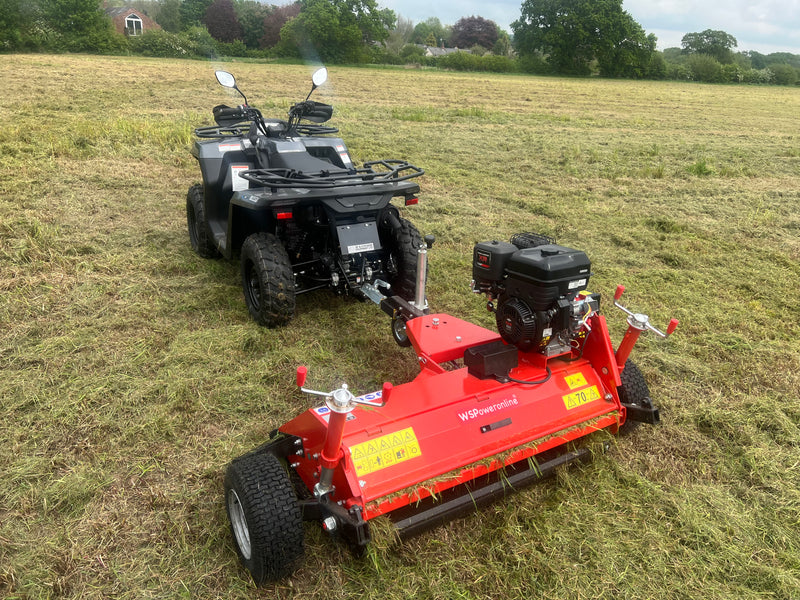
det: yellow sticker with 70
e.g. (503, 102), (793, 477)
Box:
(563, 385), (601, 410)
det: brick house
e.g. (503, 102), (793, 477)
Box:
(104, 6), (162, 36)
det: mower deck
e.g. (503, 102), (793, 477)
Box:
(279, 312), (623, 524)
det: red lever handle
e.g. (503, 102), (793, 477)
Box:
(382, 382), (393, 404)
(667, 319), (679, 335)
(296, 366), (307, 388)
(614, 285), (625, 301)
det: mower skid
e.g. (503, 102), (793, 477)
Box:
(389, 444), (595, 539)
(621, 401), (660, 424)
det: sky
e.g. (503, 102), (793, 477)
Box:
(376, 0), (800, 55)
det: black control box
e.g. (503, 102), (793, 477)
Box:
(464, 340), (518, 380)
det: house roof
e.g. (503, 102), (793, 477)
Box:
(104, 7), (139, 18)
(422, 45), (461, 57)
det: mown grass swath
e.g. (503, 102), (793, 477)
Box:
(1, 54), (799, 599)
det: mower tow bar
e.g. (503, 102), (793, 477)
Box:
(613, 285), (679, 370)
(296, 366), (393, 498)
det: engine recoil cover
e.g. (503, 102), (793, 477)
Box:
(495, 296), (542, 351)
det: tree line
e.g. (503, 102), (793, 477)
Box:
(1, 0), (798, 85)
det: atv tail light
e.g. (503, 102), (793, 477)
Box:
(276, 210), (293, 220)
(404, 196), (419, 206)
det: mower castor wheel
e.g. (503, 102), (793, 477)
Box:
(224, 452), (305, 585)
(618, 359), (652, 434)
(391, 316), (411, 347)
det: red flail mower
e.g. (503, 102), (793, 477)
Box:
(223, 232), (677, 585)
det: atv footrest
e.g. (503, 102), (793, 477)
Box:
(388, 445), (593, 539)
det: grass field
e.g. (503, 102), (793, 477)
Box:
(1, 53), (799, 599)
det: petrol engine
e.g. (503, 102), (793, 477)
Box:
(472, 233), (599, 356)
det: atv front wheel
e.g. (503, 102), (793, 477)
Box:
(240, 233), (295, 327)
(186, 184), (220, 258)
(382, 217), (423, 301)
(224, 452), (305, 585)
(618, 359), (652, 435)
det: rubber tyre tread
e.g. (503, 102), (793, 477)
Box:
(383, 217), (423, 300)
(240, 233), (295, 327)
(186, 184), (220, 258)
(224, 452), (304, 585)
(618, 359), (651, 435)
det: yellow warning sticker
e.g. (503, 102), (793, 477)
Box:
(565, 373), (588, 390)
(350, 427), (421, 476)
(563, 385), (601, 410)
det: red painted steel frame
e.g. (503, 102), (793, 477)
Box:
(280, 312), (626, 521)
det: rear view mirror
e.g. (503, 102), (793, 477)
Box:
(215, 70), (236, 89)
(312, 67), (328, 88)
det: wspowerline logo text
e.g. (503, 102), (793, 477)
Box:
(458, 396), (519, 422)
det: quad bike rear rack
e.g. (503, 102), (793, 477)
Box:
(240, 160), (424, 190)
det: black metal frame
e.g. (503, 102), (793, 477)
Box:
(240, 160), (424, 190)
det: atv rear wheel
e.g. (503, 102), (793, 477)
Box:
(224, 452), (305, 585)
(382, 217), (423, 301)
(186, 184), (220, 258)
(241, 233), (295, 327)
(618, 359), (651, 434)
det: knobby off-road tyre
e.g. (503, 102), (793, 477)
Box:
(224, 452), (305, 585)
(382, 217), (423, 301)
(618, 359), (651, 435)
(186, 184), (220, 259)
(240, 233), (295, 327)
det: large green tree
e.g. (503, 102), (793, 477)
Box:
(277, 0), (394, 63)
(410, 16), (450, 47)
(39, 0), (124, 52)
(512, 0), (655, 76)
(681, 29), (737, 64)
(180, 0), (213, 28)
(155, 0), (181, 33)
(0, 0), (26, 49)
(234, 0), (271, 49)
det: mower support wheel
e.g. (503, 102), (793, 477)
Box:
(382, 216), (423, 301)
(618, 359), (652, 435)
(241, 233), (295, 327)
(391, 316), (412, 347)
(186, 184), (220, 258)
(224, 452), (305, 585)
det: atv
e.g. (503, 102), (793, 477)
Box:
(187, 67), (425, 327)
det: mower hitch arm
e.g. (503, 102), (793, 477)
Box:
(613, 285), (678, 370)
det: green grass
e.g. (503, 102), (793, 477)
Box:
(1, 54), (800, 599)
